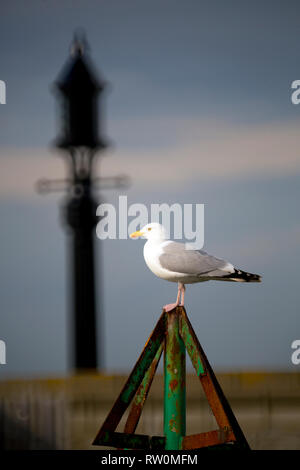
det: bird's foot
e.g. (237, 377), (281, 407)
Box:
(163, 302), (179, 313)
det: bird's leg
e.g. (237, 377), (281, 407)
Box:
(179, 283), (186, 306)
(163, 283), (181, 313)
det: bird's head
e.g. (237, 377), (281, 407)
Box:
(130, 223), (167, 241)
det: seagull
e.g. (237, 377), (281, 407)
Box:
(130, 222), (261, 312)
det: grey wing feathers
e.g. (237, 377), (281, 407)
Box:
(159, 242), (231, 276)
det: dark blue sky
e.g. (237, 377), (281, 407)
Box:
(0, 0), (300, 377)
(1, 0), (300, 147)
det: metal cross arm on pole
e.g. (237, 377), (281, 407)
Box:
(92, 174), (131, 190)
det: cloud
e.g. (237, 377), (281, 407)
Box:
(0, 118), (300, 197)
(104, 118), (300, 185)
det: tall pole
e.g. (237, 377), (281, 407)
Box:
(37, 33), (129, 373)
(164, 309), (186, 450)
(65, 168), (99, 370)
(40, 34), (108, 373)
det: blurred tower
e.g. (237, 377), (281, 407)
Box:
(54, 34), (106, 372)
(37, 34), (127, 372)
(36, 34), (128, 372)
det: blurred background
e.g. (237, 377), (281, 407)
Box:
(0, 0), (300, 450)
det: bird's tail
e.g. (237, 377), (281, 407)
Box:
(221, 269), (262, 282)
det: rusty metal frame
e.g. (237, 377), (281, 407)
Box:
(92, 306), (250, 450)
(124, 342), (163, 435)
(179, 308), (250, 450)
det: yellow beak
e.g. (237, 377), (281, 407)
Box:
(130, 230), (144, 238)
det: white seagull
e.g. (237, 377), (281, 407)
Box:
(130, 222), (261, 312)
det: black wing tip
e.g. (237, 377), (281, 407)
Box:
(224, 269), (262, 282)
(247, 274), (262, 283)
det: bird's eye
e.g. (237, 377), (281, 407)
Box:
(148, 228), (152, 231)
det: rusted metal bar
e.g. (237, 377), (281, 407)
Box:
(179, 307), (249, 449)
(164, 308), (186, 450)
(181, 429), (232, 450)
(93, 312), (166, 446)
(98, 431), (166, 450)
(98, 431), (151, 449)
(124, 343), (163, 434)
(179, 307), (205, 377)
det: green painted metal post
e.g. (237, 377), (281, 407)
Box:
(164, 308), (186, 450)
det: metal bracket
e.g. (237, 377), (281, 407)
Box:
(92, 306), (250, 450)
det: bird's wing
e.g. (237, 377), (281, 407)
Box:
(159, 241), (233, 277)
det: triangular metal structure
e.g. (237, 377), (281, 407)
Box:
(92, 306), (250, 450)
